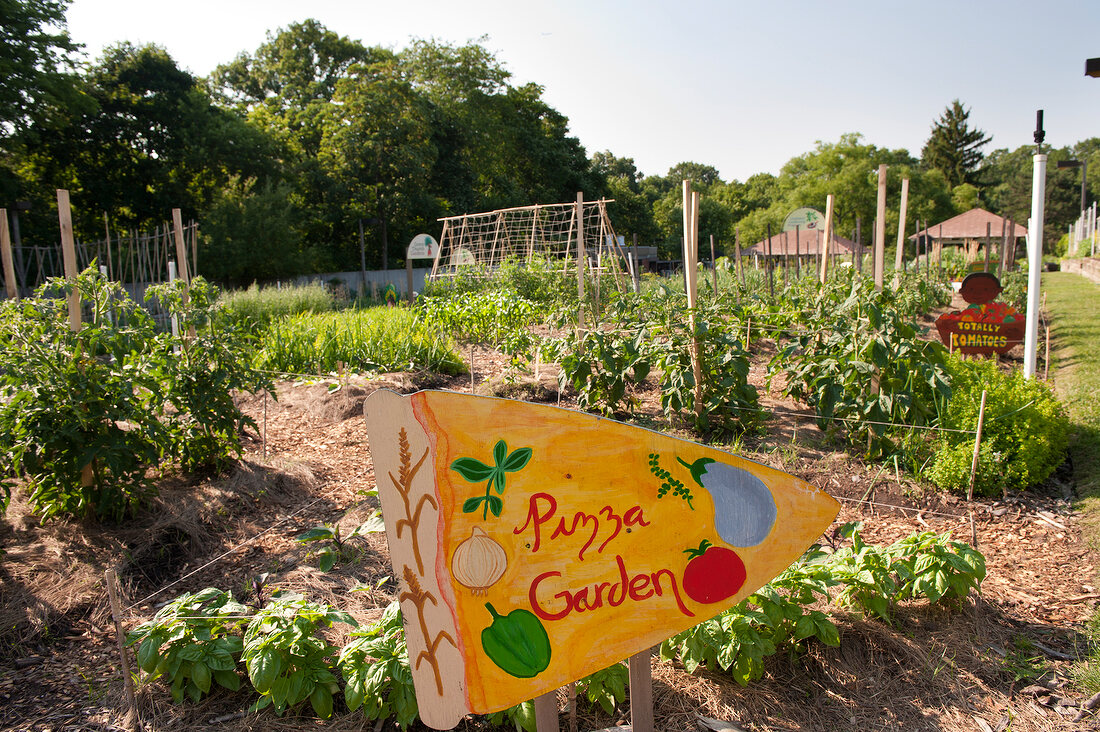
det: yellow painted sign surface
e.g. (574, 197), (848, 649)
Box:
(364, 390), (838, 729)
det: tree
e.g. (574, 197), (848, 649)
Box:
(0, 0), (85, 140)
(16, 43), (277, 238)
(921, 100), (991, 189)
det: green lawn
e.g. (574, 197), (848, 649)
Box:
(1044, 271), (1100, 529)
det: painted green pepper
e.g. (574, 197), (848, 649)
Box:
(481, 602), (551, 678)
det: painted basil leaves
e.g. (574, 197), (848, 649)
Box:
(451, 439), (533, 519)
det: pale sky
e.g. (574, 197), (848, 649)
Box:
(65, 0), (1100, 183)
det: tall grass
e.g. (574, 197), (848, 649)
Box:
(258, 307), (465, 376)
(220, 282), (335, 332)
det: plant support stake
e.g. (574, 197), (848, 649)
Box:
(967, 389), (988, 501)
(105, 569), (138, 732)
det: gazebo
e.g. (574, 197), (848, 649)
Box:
(909, 208), (1027, 265)
(744, 228), (859, 262)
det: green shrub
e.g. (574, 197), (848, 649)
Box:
(924, 354), (1069, 496)
(0, 270), (167, 519)
(0, 268), (271, 521)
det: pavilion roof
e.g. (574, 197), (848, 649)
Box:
(909, 208), (1028, 241)
(744, 228), (858, 256)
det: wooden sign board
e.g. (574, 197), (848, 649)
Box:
(934, 272), (1024, 354)
(364, 391), (839, 729)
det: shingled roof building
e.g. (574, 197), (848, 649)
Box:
(909, 208), (1027, 263)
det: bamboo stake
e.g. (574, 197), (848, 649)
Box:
(967, 389), (988, 501)
(765, 223), (774, 299)
(734, 227), (745, 291)
(795, 224), (801, 278)
(873, 165), (887, 290)
(1, 210), (17, 300)
(104, 212), (114, 281)
(710, 233), (718, 294)
(893, 178), (909, 287)
(819, 194), (835, 284)
(105, 568), (138, 731)
(854, 217), (862, 274)
(984, 221), (992, 273)
(576, 193), (585, 329)
(682, 183), (704, 426)
(999, 217), (1008, 278)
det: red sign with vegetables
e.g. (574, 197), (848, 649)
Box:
(934, 272), (1024, 355)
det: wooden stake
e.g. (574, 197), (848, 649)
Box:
(795, 224), (802, 278)
(873, 165), (887, 290)
(57, 190), (81, 331)
(984, 221), (992, 273)
(576, 192), (585, 329)
(105, 569), (138, 731)
(967, 389), (988, 501)
(710, 233), (718, 294)
(999, 217), (1008, 278)
(819, 194), (835, 284)
(765, 223), (775, 298)
(893, 178), (909, 287)
(628, 650), (655, 732)
(734, 227), (745, 290)
(683, 184), (705, 427)
(406, 252), (414, 305)
(534, 690), (559, 732)
(1, 209), (17, 300)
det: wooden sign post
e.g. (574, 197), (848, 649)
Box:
(364, 392), (840, 730)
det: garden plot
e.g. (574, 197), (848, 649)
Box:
(0, 356), (1094, 731)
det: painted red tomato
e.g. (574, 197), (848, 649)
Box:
(682, 539), (747, 604)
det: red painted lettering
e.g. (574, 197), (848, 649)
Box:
(514, 492), (557, 553)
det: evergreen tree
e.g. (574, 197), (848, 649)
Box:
(921, 100), (992, 188)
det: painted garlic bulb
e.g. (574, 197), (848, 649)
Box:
(451, 526), (508, 594)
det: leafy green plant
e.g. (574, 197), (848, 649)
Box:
(924, 353), (1069, 496)
(126, 588), (249, 703)
(219, 281), (334, 334)
(0, 268), (167, 519)
(296, 515), (384, 571)
(575, 663), (628, 714)
(545, 326), (651, 417)
(1002, 635), (1049, 684)
(258, 306), (465, 375)
(775, 277), (950, 457)
(889, 531), (986, 603)
(147, 277), (274, 472)
(338, 601), (419, 729)
(242, 590), (356, 718)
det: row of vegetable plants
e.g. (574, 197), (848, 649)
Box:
(127, 523), (986, 729)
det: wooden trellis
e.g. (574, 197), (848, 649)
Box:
(429, 199), (632, 294)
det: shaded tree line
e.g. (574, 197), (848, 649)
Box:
(2, 2), (1093, 286)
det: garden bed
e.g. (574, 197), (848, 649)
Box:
(0, 344), (1095, 731)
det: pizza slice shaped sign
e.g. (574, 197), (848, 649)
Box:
(364, 390), (839, 729)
